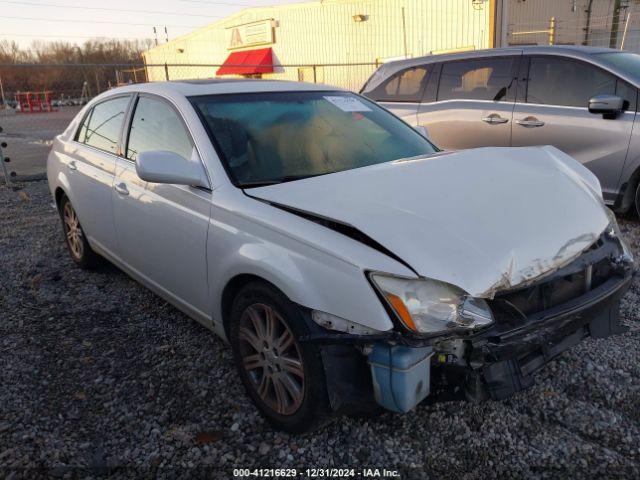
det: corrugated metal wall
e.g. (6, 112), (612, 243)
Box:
(143, 0), (492, 91)
(506, 0), (640, 51)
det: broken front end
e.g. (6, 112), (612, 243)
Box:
(305, 224), (635, 414)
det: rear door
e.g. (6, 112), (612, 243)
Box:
(416, 54), (521, 149)
(68, 95), (132, 253)
(511, 55), (636, 202)
(112, 94), (212, 318)
(362, 64), (432, 125)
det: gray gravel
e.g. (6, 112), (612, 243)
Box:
(1, 180), (640, 479)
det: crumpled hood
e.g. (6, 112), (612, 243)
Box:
(249, 146), (610, 298)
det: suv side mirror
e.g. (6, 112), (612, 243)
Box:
(136, 150), (210, 188)
(588, 94), (625, 118)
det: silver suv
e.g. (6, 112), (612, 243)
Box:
(361, 46), (640, 215)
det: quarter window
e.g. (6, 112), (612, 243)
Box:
(126, 97), (194, 161)
(526, 57), (617, 108)
(364, 66), (430, 102)
(78, 96), (130, 154)
(438, 57), (516, 102)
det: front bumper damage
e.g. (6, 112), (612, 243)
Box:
(301, 235), (635, 414)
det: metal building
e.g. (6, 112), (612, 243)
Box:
(143, 0), (497, 91)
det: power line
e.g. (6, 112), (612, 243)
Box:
(0, 0), (224, 18)
(0, 33), (152, 40)
(179, 0), (255, 5)
(0, 15), (206, 29)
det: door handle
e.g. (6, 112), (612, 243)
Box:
(68, 161), (77, 171)
(516, 118), (545, 127)
(481, 114), (509, 125)
(114, 182), (129, 196)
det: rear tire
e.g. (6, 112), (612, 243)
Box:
(635, 182), (640, 218)
(228, 281), (332, 433)
(59, 195), (101, 269)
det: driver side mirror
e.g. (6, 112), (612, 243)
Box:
(588, 94), (625, 118)
(136, 150), (210, 188)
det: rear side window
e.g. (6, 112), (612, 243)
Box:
(364, 65), (430, 102)
(526, 57), (617, 108)
(77, 96), (130, 154)
(126, 97), (194, 162)
(438, 57), (517, 102)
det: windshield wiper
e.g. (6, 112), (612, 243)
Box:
(239, 174), (321, 188)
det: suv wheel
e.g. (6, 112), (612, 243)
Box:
(59, 195), (101, 269)
(228, 281), (331, 432)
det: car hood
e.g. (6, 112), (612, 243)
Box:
(249, 146), (610, 298)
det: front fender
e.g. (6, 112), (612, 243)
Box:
(204, 193), (416, 340)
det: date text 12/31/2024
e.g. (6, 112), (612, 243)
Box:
(233, 468), (401, 478)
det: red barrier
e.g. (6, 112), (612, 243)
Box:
(15, 91), (55, 113)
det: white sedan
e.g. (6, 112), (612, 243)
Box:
(47, 79), (634, 432)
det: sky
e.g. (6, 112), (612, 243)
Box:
(1, 0), (306, 47)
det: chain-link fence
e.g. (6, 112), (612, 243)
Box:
(0, 61), (378, 184)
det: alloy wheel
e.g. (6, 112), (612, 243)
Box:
(237, 303), (305, 416)
(63, 201), (84, 259)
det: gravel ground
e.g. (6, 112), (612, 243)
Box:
(1, 180), (640, 479)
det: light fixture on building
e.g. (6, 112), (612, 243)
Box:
(352, 14), (368, 22)
(472, 0), (488, 10)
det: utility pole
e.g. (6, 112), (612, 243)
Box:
(584, 0), (594, 45)
(610, 0), (623, 49)
(0, 74), (5, 106)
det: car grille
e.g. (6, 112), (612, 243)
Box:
(488, 236), (618, 328)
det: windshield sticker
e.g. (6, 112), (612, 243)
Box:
(323, 96), (372, 112)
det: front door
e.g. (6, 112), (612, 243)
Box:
(511, 55), (636, 203)
(112, 95), (211, 318)
(417, 55), (521, 149)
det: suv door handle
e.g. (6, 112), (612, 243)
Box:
(68, 161), (77, 171)
(482, 114), (509, 124)
(516, 118), (545, 127)
(114, 182), (129, 196)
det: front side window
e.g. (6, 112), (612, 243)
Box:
(192, 91), (437, 187)
(526, 57), (616, 108)
(438, 57), (516, 102)
(364, 66), (430, 102)
(126, 97), (194, 161)
(78, 96), (130, 154)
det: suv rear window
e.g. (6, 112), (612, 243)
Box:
(363, 65), (431, 103)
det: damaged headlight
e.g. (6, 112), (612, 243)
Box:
(605, 209), (634, 263)
(369, 273), (494, 335)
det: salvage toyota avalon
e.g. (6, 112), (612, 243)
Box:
(47, 79), (635, 432)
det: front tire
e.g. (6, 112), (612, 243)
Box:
(228, 281), (331, 433)
(59, 195), (101, 269)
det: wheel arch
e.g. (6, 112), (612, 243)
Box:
(616, 164), (640, 213)
(220, 273), (285, 338)
(54, 186), (67, 213)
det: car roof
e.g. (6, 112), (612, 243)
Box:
(368, 45), (633, 88)
(104, 78), (345, 98)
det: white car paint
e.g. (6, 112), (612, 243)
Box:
(47, 79), (611, 341)
(250, 145), (609, 298)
